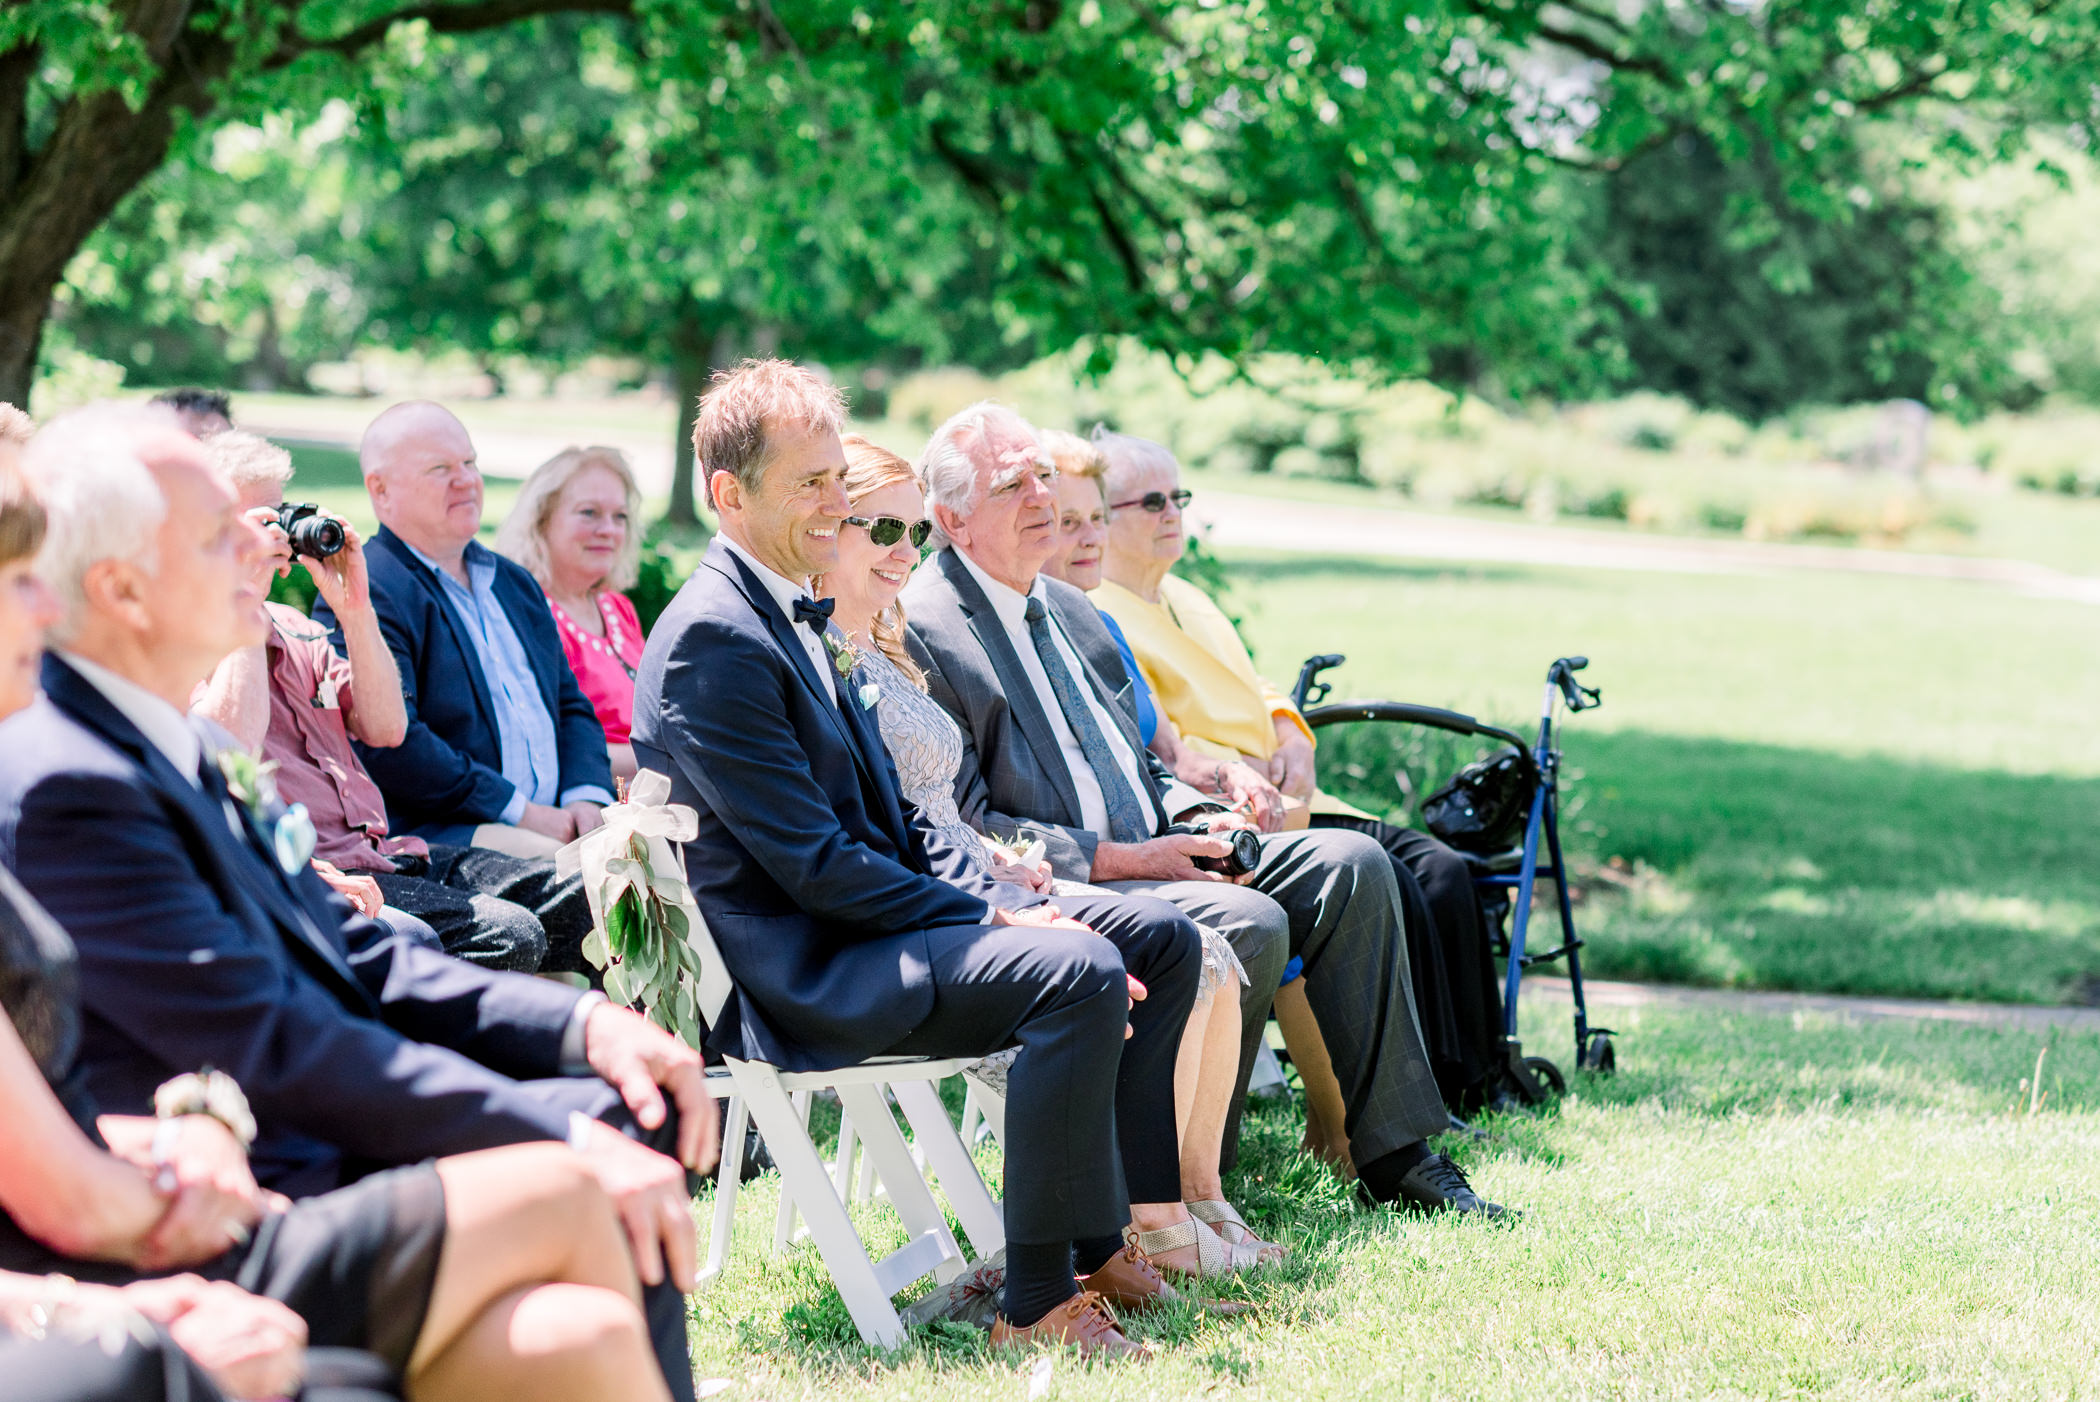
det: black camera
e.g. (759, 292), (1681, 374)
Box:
(276, 502), (346, 560)
(1169, 822), (1262, 877)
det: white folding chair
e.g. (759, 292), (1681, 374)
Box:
(682, 918), (1005, 1347)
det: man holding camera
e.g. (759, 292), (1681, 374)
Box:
(193, 432), (595, 973)
(903, 403), (1506, 1216)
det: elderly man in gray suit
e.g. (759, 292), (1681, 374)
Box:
(901, 403), (1509, 1218)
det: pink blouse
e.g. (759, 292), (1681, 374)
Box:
(552, 591), (645, 744)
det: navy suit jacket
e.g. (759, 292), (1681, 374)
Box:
(0, 656), (586, 1196)
(316, 527), (614, 846)
(631, 541), (1012, 1071)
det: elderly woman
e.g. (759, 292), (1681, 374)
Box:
(494, 447), (646, 783)
(817, 433), (1282, 1279)
(1088, 430), (1509, 1114)
(0, 442), (673, 1402)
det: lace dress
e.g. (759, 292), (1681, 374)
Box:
(855, 642), (1247, 1004)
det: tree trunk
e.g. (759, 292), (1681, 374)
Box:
(664, 321), (737, 526)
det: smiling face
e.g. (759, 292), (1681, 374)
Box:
(545, 463), (632, 593)
(711, 419), (850, 582)
(365, 408), (483, 557)
(827, 480), (925, 625)
(1104, 449), (1187, 575)
(940, 417), (1060, 593)
(1044, 472), (1110, 591)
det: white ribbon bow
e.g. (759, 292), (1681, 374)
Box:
(555, 769), (732, 1028)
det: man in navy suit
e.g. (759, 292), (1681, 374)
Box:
(314, 402), (613, 859)
(0, 404), (714, 1401)
(632, 360), (1210, 1359)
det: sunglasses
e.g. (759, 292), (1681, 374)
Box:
(1110, 488), (1194, 514)
(846, 514), (933, 550)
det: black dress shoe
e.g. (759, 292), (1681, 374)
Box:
(1396, 1154), (1515, 1220)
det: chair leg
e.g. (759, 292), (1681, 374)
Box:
(772, 1088), (813, 1255)
(834, 1113), (860, 1202)
(891, 1079), (1005, 1258)
(700, 1092), (750, 1285)
(735, 1067), (908, 1349)
(834, 1083), (968, 1285)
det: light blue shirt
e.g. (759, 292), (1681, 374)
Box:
(404, 540), (613, 824)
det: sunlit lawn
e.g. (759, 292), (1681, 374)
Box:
(688, 993), (2100, 1399)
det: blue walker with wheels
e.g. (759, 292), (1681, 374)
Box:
(1288, 653), (1615, 1101)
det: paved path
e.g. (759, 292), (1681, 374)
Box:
(1525, 975), (2100, 1034)
(1190, 490), (2100, 606)
(246, 401), (2100, 604)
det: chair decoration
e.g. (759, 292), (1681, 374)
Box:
(555, 768), (730, 1045)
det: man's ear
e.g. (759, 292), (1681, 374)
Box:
(707, 470), (739, 518)
(363, 473), (387, 513)
(932, 502), (968, 551)
(82, 559), (153, 635)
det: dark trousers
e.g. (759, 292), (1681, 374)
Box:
(374, 844), (593, 974)
(1313, 816), (1506, 1105)
(881, 893), (1201, 1245)
(0, 1334), (399, 1402)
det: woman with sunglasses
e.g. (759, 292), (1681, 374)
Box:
(818, 435), (1284, 1275)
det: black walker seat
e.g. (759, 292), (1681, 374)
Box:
(1290, 653), (1616, 1102)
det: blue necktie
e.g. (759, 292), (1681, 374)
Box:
(1024, 595), (1150, 843)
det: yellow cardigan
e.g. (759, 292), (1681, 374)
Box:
(1093, 575), (1311, 766)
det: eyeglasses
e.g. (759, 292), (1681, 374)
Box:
(845, 515), (933, 550)
(1110, 488), (1193, 514)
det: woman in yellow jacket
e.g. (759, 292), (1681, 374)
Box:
(1087, 430), (1509, 1118)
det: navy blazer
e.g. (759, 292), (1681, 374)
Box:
(0, 656), (586, 1196)
(631, 541), (1008, 1072)
(316, 527), (614, 846)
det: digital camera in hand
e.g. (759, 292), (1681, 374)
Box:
(1168, 822), (1261, 877)
(277, 501), (346, 559)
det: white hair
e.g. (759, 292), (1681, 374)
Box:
(204, 430), (294, 496)
(20, 403), (182, 643)
(918, 400), (1045, 549)
(1089, 427), (1182, 503)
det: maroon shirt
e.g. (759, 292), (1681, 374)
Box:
(261, 601), (426, 874)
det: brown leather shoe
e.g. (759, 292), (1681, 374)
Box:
(1079, 1241), (1255, 1317)
(989, 1291), (1151, 1361)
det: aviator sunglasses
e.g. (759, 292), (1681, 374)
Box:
(1110, 487), (1194, 514)
(846, 514), (934, 550)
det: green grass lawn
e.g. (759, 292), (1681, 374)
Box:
(1228, 552), (2100, 1005)
(689, 992), (2100, 1399)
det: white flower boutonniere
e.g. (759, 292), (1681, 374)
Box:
(214, 748), (315, 874)
(820, 630), (858, 679)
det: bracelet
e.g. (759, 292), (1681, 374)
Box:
(153, 1069), (257, 1151)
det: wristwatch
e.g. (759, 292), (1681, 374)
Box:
(152, 1068), (258, 1151)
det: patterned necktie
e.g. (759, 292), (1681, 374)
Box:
(1023, 594), (1150, 843)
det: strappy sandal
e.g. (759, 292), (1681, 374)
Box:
(1187, 1199), (1288, 1266)
(1125, 1217), (1264, 1280)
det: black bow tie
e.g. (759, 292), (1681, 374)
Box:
(792, 595), (835, 636)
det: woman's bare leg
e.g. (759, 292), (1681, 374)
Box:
(1274, 983), (1354, 1178)
(410, 1284), (668, 1402)
(1178, 991), (1237, 1203)
(405, 1145), (672, 1402)
(1171, 989), (1215, 1162)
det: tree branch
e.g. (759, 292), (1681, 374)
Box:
(270, 0), (633, 68)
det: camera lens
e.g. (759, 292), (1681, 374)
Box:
(278, 504), (346, 559)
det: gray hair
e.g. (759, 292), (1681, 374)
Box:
(20, 403), (181, 643)
(918, 401), (1046, 548)
(492, 445), (644, 593)
(1089, 427), (1182, 503)
(693, 359), (848, 496)
(204, 431), (294, 496)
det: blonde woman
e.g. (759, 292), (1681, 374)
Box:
(818, 434), (1284, 1276)
(494, 448), (647, 782)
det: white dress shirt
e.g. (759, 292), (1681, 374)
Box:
(951, 548), (1161, 842)
(722, 535), (838, 705)
(59, 651), (205, 785)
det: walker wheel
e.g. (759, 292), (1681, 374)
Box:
(1521, 1056), (1566, 1098)
(1578, 1031), (1616, 1075)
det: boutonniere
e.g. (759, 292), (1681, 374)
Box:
(857, 682), (882, 711)
(820, 630), (858, 679)
(214, 748), (316, 874)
